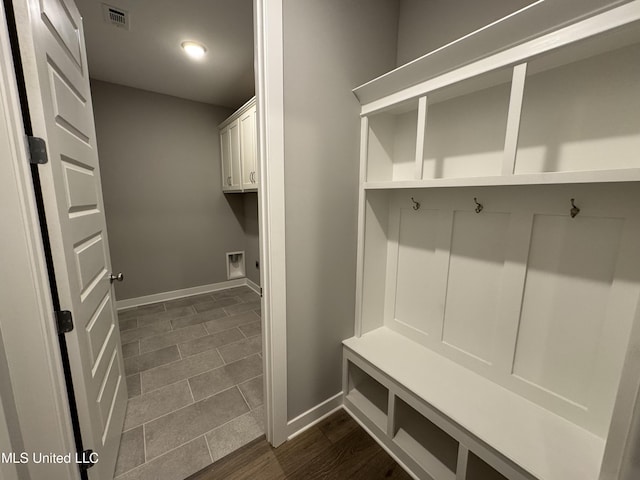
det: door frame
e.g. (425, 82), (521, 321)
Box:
(0, 0), (291, 471)
(254, 0), (288, 447)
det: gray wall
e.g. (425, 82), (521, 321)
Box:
(282, 0), (399, 419)
(396, 0), (534, 66)
(91, 80), (248, 300)
(243, 193), (260, 286)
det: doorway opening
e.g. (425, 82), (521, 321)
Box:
(74, 0), (265, 477)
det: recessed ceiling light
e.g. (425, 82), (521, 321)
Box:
(181, 41), (207, 59)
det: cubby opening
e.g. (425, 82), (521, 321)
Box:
(366, 99), (420, 182)
(393, 398), (459, 479)
(466, 452), (508, 480)
(515, 40), (640, 175)
(422, 69), (512, 180)
(346, 362), (388, 432)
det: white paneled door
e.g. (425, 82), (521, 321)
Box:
(13, 0), (126, 478)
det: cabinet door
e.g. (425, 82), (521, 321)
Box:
(240, 105), (257, 190)
(220, 125), (233, 191)
(228, 119), (242, 191)
(251, 106), (259, 186)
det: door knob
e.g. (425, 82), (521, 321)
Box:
(109, 272), (124, 283)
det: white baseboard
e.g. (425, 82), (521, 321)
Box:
(246, 278), (261, 295)
(286, 392), (343, 440)
(116, 278), (261, 310)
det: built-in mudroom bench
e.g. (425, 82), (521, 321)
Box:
(342, 3), (640, 480)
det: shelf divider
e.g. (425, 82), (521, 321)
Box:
(415, 96), (428, 180)
(502, 63), (528, 176)
(387, 390), (396, 438)
(457, 445), (470, 480)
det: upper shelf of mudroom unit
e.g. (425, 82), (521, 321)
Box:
(363, 169), (640, 190)
(355, 2), (640, 113)
(359, 1), (640, 189)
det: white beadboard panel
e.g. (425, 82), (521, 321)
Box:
(513, 214), (625, 407)
(442, 210), (510, 364)
(516, 42), (640, 174)
(421, 75), (511, 180)
(360, 183), (640, 437)
(393, 208), (443, 337)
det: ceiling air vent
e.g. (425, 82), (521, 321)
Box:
(102, 4), (130, 30)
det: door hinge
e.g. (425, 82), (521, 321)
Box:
(27, 136), (48, 164)
(78, 449), (96, 472)
(55, 310), (74, 334)
(259, 287), (263, 297)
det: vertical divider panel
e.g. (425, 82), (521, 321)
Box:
(502, 63), (528, 176)
(415, 96), (428, 180)
(355, 116), (369, 337)
(342, 353), (349, 400)
(384, 194), (401, 327)
(456, 445), (470, 480)
(494, 212), (534, 372)
(387, 391), (396, 438)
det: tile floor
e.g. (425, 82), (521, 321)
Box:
(114, 286), (264, 480)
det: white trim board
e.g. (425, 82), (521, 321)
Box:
(116, 278), (254, 310)
(246, 278), (261, 295)
(286, 392), (343, 440)
(255, 0), (289, 447)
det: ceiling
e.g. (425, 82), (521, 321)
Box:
(75, 0), (255, 108)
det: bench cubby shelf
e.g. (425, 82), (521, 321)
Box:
(344, 3), (640, 480)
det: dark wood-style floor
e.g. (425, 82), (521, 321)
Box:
(187, 409), (412, 480)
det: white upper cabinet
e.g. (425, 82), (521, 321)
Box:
(219, 97), (258, 193)
(220, 125), (234, 190)
(239, 104), (258, 190)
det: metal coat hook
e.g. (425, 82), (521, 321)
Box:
(570, 198), (580, 218)
(473, 197), (483, 214)
(411, 197), (421, 211)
